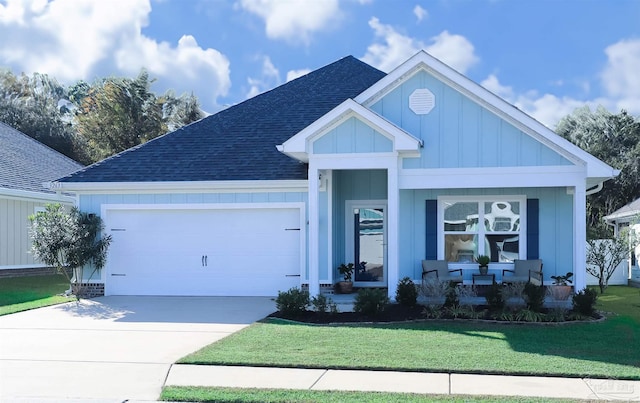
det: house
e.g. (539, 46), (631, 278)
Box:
(604, 198), (640, 283)
(49, 51), (618, 298)
(0, 122), (82, 276)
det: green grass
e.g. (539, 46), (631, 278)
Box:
(180, 286), (640, 380)
(0, 274), (74, 315)
(160, 386), (578, 403)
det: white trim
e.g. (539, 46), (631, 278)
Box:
(48, 180), (309, 194)
(100, 202), (307, 289)
(573, 184), (587, 291)
(326, 170), (334, 285)
(310, 153), (400, 170)
(0, 187), (75, 204)
(436, 195), (527, 262)
(400, 166), (586, 189)
(278, 99), (421, 162)
(308, 164), (320, 296)
(354, 51), (618, 181)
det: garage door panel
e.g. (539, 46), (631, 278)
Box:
(105, 207), (302, 296)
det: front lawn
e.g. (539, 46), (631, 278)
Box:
(180, 285), (640, 380)
(161, 387), (576, 403)
(0, 274), (73, 315)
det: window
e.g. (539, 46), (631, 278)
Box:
(440, 197), (525, 263)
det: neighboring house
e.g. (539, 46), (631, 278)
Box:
(604, 198), (640, 282)
(0, 122), (82, 275)
(50, 52), (618, 298)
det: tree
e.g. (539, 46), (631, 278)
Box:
(72, 70), (165, 162)
(29, 204), (112, 299)
(0, 70), (86, 162)
(556, 106), (640, 238)
(72, 70), (205, 162)
(586, 235), (629, 293)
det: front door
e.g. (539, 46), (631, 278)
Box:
(346, 201), (387, 287)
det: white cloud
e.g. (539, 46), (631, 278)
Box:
(245, 55), (281, 99)
(481, 74), (514, 100)
(413, 5), (428, 22)
(362, 17), (479, 74)
(479, 38), (640, 128)
(0, 0), (231, 111)
(239, 0), (340, 45)
(426, 31), (479, 74)
(601, 38), (640, 115)
(286, 69), (311, 82)
(481, 74), (605, 128)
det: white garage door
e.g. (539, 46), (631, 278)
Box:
(104, 207), (302, 296)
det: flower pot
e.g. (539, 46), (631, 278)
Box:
(479, 265), (489, 275)
(338, 281), (353, 294)
(549, 285), (573, 301)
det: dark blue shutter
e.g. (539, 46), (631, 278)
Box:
(527, 199), (539, 259)
(425, 200), (438, 260)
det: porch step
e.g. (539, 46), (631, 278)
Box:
(629, 279), (640, 288)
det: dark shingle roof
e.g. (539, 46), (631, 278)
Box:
(0, 122), (83, 193)
(59, 56), (385, 183)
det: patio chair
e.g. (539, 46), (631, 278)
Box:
(422, 260), (463, 285)
(502, 259), (543, 285)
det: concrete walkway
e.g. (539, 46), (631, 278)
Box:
(165, 364), (640, 401)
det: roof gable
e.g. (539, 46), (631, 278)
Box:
(279, 99), (421, 162)
(0, 122), (83, 194)
(57, 56), (386, 184)
(356, 51), (618, 184)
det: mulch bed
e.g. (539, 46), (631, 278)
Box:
(268, 304), (603, 324)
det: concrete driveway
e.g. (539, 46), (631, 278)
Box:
(0, 296), (276, 401)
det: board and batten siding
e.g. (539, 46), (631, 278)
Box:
(0, 197), (52, 268)
(398, 187), (573, 282)
(369, 70), (573, 170)
(79, 192), (307, 215)
(312, 116), (393, 154)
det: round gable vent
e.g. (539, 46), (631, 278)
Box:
(409, 88), (435, 115)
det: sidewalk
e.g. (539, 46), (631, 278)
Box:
(165, 364), (640, 401)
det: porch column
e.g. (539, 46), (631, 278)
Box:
(573, 182), (587, 291)
(308, 162), (320, 297)
(386, 160), (400, 300)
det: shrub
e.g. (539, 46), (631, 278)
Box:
(502, 281), (526, 307)
(420, 279), (450, 299)
(572, 287), (598, 316)
(311, 294), (329, 313)
(523, 282), (545, 312)
(484, 283), (505, 311)
(395, 277), (418, 307)
(516, 309), (545, 322)
(354, 288), (389, 316)
(275, 287), (309, 316)
(443, 288), (458, 307)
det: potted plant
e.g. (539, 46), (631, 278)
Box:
(549, 272), (573, 300)
(337, 263), (355, 293)
(476, 255), (490, 275)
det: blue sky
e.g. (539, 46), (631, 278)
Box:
(1, 0), (639, 128)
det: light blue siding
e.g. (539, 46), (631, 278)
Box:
(79, 192), (306, 215)
(313, 117), (393, 154)
(398, 187), (573, 282)
(370, 70), (572, 169)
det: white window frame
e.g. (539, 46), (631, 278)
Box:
(437, 195), (527, 263)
